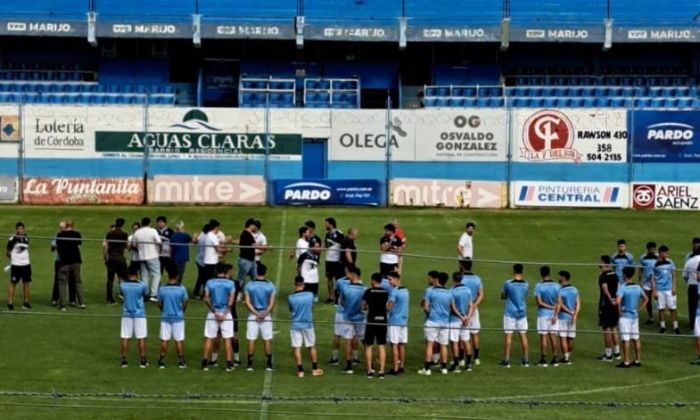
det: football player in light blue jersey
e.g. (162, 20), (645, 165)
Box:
(611, 239), (635, 285)
(651, 245), (679, 334)
(339, 266), (366, 374)
(533, 266), (561, 367)
(554, 270), (580, 365)
(501, 264), (529, 368)
(157, 271), (188, 369)
(288, 275), (323, 378)
(639, 241), (657, 325)
(244, 263), (277, 371)
(119, 265), (149, 368)
(616, 266), (648, 368)
(418, 272), (453, 376)
(420, 270), (441, 365)
(387, 271), (409, 375)
(448, 272), (474, 373)
(460, 259), (484, 366)
(202, 263), (236, 372)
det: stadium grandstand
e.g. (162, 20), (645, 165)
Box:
(0, 1), (697, 108)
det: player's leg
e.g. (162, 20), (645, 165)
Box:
(72, 264), (85, 307)
(471, 332), (480, 365)
(120, 317), (131, 367)
(309, 344), (323, 376)
(633, 338), (641, 364)
(6, 278), (16, 309)
(658, 295), (667, 331)
(173, 319), (186, 366)
(519, 331), (529, 365)
(263, 339), (273, 370)
(364, 342), (374, 375)
(224, 336), (233, 369)
(202, 338), (212, 370)
(293, 344), (303, 376)
(461, 338), (472, 369)
(120, 338), (129, 366)
(549, 332), (560, 362)
(644, 289), (654, 323)
(378, 343), (386, 376)
(262, 316), (274, 370)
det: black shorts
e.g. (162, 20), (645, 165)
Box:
(598, 307), (619, 328)
(380, 263), (398, 277)
(325, 261), (345, 279)
(10, 265), (31, 284)
(363, 323), (387, 345)
(304, 283), (319, 296)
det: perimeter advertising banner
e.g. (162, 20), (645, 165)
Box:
(629, 110), (700, 162)
(274, 179), (380, 206)
(390, 179), (505, 208)
(22, 177), (144, 204)
(631, 183), (700, 210)
(21, 106), (303, 160)
(512, 181), (628, 208)
(511, 109), (628, 163)
(330, 109), (508, 162)
(149, 175), (265, 204)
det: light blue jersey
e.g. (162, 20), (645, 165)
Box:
(557, 285), (579, 321)
(611, 252), (635, 283)
(379, 278), (393, 294)
(617, 283), (645, 319)
(206, 278), (234, 313)
(533, 280), (560, 317)
(121, 281), (148, 318)
(335, 277), (350, 314)
(245, 279), (277, 312)
(388, 286), (409, 326)
(450, 284), (472, 323)
(653, 259), (675, 291)
(158, 284), (188, 322)
(341, 282), (366, 323)
(503, 279), (529, 319)
(640, 253), (658, 288)
(288, 290), (314, 330)
(462, 273), (482, 305)
(426, 286), (453, 324)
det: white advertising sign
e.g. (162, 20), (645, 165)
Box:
(632, 183), (700, 210)
(511, 108), (628, 163)
(391, 179), (505, 208)
(330, 109), (508, 162)
(512, 181), (628, 208)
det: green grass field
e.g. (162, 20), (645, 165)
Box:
(1, 206), (700, 419)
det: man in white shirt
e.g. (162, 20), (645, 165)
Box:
(290, 226), (310, 263)
(253, 219), (268, 267)
(131, 217), (162, 301)
(379, 224), (403, 277)
(457, 222), (476, 262)
(683, 242), (700, 328)
(297, 238), (321, 303)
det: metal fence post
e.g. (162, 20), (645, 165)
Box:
(385, 95), (393, 208)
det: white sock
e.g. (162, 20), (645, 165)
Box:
(673, 321), (679, 329)
(605, 347), (613, 357)
(613, 345), (620, 354)
(564, 352), (570, 359)
(234, 352), (240, 362)
(660, 321), (666, 328)
(331, 350), (339, 359)
(432, 353), (440, 364)
(352, 350), (358, 360)
(211, 352), (218, 362)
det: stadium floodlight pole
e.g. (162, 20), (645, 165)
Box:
(264, 92), (271, 205)
(385, 94), (393, 207)
(17, 97), (25, 203)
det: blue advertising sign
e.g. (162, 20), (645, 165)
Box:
(274, 179), (380, 206)
(630, 110), (700, 162)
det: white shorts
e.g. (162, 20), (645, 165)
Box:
(449, 321), (471, 342)
(619, 317), (640, 341)
(537, 316), (559, 335)
(290, 328), (316, 348)
(468, 309), (481, 333)
(160, 321), (185, 341)
(695, 317), (700, 338)
(558, 319), (577, 338)
(503, 316), (528, 334)
(388, 325), (408, 344)
(121, 317), (147, 339)
(247, 314), (273, 340)
(205, 312), (234, 339)
(642, 283), (652, 292)
(657, 291), (677, 310)
(334, 312), (350, 337)
(424, 320), (449, 345)
(342, 321), (365, 340)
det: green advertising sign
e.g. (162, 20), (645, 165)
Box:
(95, 109), (302, 159)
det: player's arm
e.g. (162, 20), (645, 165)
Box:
(601, 283), (615, 305)
(263, 293), (276, 318)
(102, 237), (109, 260)
(465, 301), (475, 323)
(224, 291), (233, 316)
(650, 273), (658, 298)
(474, 286), (484, 307)
(380, 239), (391, 252)
(182, 297), (188, 312)
(5, 239), (13, 259)
(615, 293), (622, 315)
(244, 291), (257, 316)
(671, 269), (677, 296)
(639, 290), (649, 309)
(553, 295), (562, 319)
(573, 295), (581, 322)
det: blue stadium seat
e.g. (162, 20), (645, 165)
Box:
(490, 98), (505, 107)
(610, 98), (625, 107)
(678, 98), (692, 108)
(530, 98), (544, 107)
(570, 98), (584, 107)
(583, 97), (595, 107)
(691, 99), (700, 108)
(464, 98), (477, 107)
(558, 98), (571, 107)
(543, 98), (556, 108)
(435, 98), (449, 107)
(449, 98), (464, 107)
(635, 98), (651, 108)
